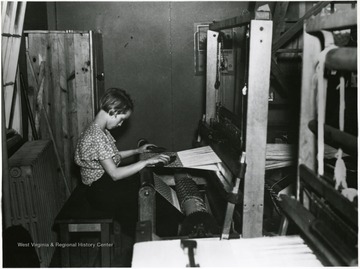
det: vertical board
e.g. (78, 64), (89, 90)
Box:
(242, 20), (273, 238)
(297, 26), (321, 198)
(26, 33), (49, 139)
(65, 34), (77, 155)
(49, 33), (64, 164)
(205, 30), (219, 124)
(65, 33), (78, 189)
(91, 31), (105, 114)
(58, 33), (72, 190)
(74, 33), (94, 137)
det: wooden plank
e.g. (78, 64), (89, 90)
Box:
(139, 186), (156, 233)
(2, 75), (12, 229)
(89, 31), (95, 116)
(92, 31), (105, 113)
(221, 176), (241, 240)
(49, 33), (64, 164)
(278, 195), (342, 266)
(26, 33), (49, 138)
(297, 26), (321, 198)
(100, 223), (111, 267)
(272, 1), (330, 53)
(65, 33), (79, 194)
(205, 30), (219, 124)
(68, 223), (101, 232)
(242, 20), (272, 238)
(272, 2), (289, 41)
(270, 57), (289, 97)
(300, 165), (358, 227)
(74, 32), (93, 137)
(10, 70), (23, 133)
(306, 8), (357, 33)
(209, 12), (254, 31)
(58, 33), (72, 190)
(65, 34), (78, 160)
(233, 27), (245, 116)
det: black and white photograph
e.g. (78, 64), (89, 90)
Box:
(1, 1), (358, 268)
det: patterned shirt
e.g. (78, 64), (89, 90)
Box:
(74, 123), (121, 185)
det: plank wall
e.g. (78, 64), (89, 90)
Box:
(25, 31), (100, 189)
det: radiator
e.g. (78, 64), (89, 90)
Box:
(8, 140), (62, 267)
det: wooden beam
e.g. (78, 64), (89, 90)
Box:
(209, 4), (272, 32)
(209, 12), (254, 31)
(2, 86), (12, 228)
(272, 2), (289, 41)
(242, 20), (272, 238)
(272, 1), (330, 53)
(306, 8), (357, 33)
(74, 32), (94, 139)
(270, 57), (289, 98)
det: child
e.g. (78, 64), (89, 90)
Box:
(74, 87), (169, 236)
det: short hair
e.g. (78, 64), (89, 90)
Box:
(100, 88), (134, 116)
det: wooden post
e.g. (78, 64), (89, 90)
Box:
(205, 30), (219, 124)
(242, 19), (272, 238)
(2, 88), (12, 228)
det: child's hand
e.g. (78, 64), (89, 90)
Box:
(138, 143), (156, 154)
(146, 154), (170, 166)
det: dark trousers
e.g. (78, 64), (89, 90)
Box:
(86, 172), (140, 236)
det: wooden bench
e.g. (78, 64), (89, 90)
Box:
(54, 184), (121, 267)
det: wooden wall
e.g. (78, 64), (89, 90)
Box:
(45, 1), (250, 151)
(25, 31), (101, 189)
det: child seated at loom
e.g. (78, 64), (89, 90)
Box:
(74, 88), (170, 236)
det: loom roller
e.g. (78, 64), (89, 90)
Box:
(174, 173), (219, 237)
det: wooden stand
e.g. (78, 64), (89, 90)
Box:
(54, 185), (121, 267)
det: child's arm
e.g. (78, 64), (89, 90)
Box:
(100, 154), (170, 181)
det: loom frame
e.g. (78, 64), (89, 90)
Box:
(205, 6), (273, 238)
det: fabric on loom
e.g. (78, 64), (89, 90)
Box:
(316, 44), (337, 176)
(334, 75), (347, 190)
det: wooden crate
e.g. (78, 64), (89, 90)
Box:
(25, 31), (104, 190)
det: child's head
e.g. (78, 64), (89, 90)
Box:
(100, 88), (134, 116)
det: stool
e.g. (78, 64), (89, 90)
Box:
(54, 184), (121, 267)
